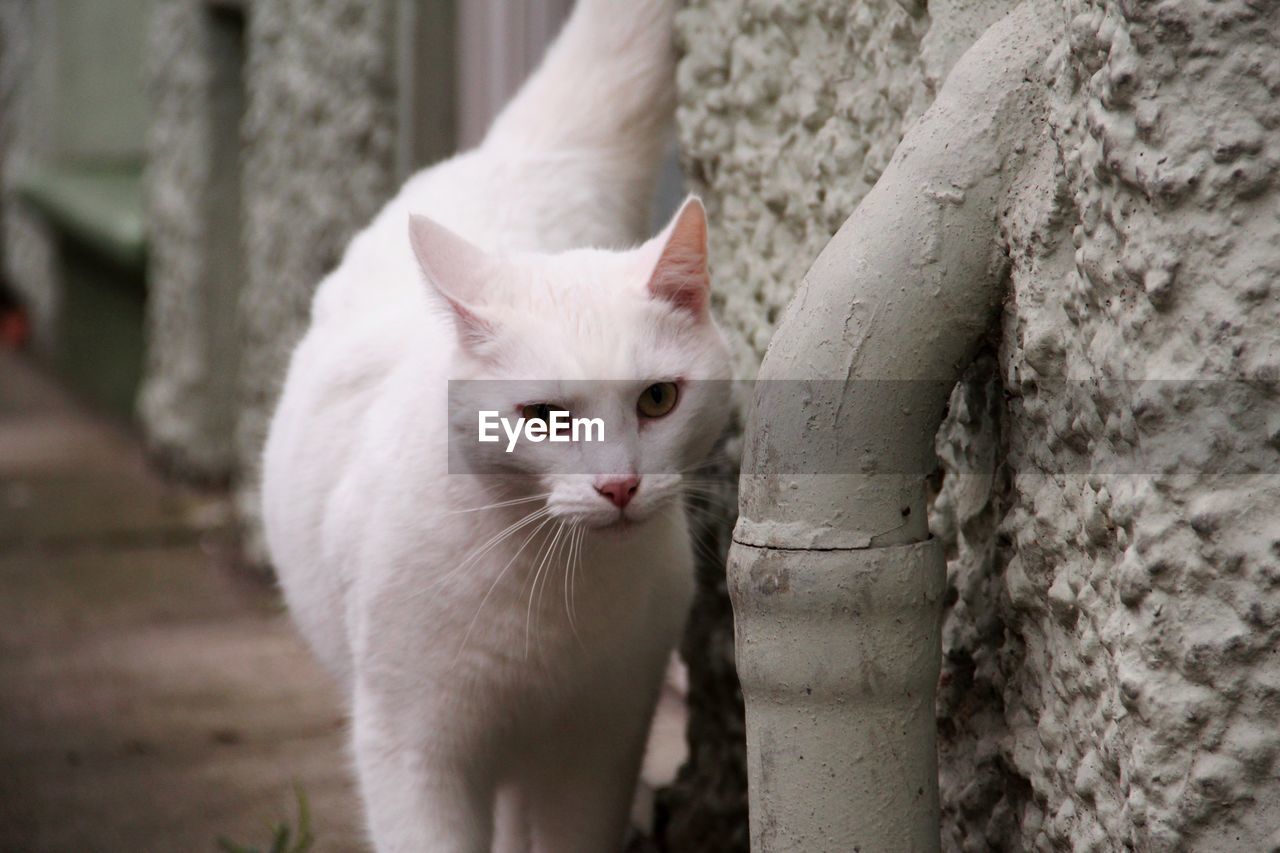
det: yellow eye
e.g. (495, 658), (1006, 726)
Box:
(522, 403), (557, 424)
(637, 382), (679, 418)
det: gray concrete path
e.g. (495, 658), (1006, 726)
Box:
(0, 351), (362, 852)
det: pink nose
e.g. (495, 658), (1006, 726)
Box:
(595, 475), (640, 509)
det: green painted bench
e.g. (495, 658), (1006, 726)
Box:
(15, 164), (148, 420)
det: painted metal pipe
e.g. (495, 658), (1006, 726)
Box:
(728, 4), (1058, 850)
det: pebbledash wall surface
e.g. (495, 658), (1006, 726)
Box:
(0, 0), (58, 351)
(678, 0), (1280, 850)
(143, 0), (400, 532)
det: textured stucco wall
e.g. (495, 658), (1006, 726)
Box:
(46, 0), (153, 166)
(0, 0), (23, 288)
(142, 0), (240, 479)
(677, 0), (1280, 849)
(946, 3), (1280, 848)
(235, 0), (400, 557)
(142, 0), (246, 478)
(0, 0), (59, 352)
(668, 1), (1013, 848)
(142, 0), (398, 540)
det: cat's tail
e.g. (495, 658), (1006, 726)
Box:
(482, 0), (677, 175)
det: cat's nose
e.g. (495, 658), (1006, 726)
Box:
(595, 475), (640, 509)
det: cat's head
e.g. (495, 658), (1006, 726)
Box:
(410, 198), (731, 529)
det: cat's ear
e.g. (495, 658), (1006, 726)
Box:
(408, 214), (495, 348)
(645, 196), (711, 320)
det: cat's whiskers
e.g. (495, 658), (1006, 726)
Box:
(680, 493), (734, 517)
(683, 505), (735, 545)
(525, 519), (571, 660)
(452, 515), (555, 669)
(676, 478), (734, 495)
(411, 505), (553, 598)
(452, 504), (551, 570)
(678, 487), (736, 513)
(675, 460), (734, 482)
(679, 494), (733, 514)
(665, 483), (735, 569)
(441, 492), (552, 516)
(562, 523), (585, 644)
(532, 514), (578, 653)
(689, 524), (728, 569)
(571, 524), (586, 638)
(541, 521), (578, 649)
(519, 519), (560, 656)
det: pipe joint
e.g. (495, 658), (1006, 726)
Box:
(728, 538), (946, 851)
(726, 3), (1060, 849)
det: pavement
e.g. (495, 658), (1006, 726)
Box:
(0, 349), (690, 853)
(0, 351), (363, 852)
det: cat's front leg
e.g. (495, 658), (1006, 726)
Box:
(353, 684), (494, 853)
(522, 665), (669, 853)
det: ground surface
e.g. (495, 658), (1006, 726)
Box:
(0, 350), (363, 852)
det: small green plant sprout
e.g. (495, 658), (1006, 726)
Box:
(216, 782), (314, 853)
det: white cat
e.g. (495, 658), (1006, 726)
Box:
(260, 1), (732, 850)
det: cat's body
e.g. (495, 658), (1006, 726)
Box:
(261, 2), (731, 850)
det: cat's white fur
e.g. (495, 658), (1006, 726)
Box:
(261, 1), (731, 850)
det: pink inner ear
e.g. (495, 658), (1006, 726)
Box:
(651, 254), (708, 314)
(407, 214), (497, 350)
(408, 214), (490, 304)
(648, 199), (710, 317)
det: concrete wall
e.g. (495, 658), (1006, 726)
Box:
(46, 0), (152, 166)
(0, 0), (59, 353)
(233, 0), (401, 557)
(143, 0), (401, 549)
(142, 0), (248, 477)
(676, 0), (1280, 849)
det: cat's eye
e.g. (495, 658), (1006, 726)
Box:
(637, 382), (679, 419)
(521, 403), (560, 424)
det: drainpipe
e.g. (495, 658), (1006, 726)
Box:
(728, 4), (1057, 850)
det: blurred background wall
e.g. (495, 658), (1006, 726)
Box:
(1, 0), (150, 391)
(0, 0), (613, 543)
(0, 1), (54, 353)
